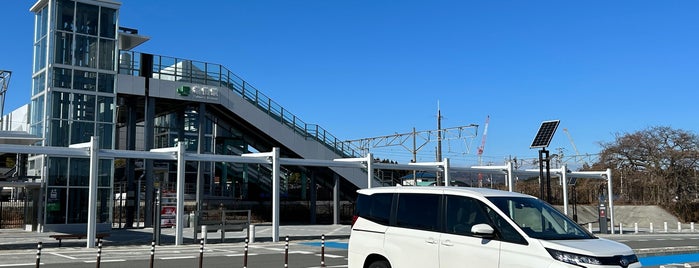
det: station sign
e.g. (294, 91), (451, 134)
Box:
(177, 85), (219, 101)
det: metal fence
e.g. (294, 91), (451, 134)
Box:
(0, 201), (25, 229)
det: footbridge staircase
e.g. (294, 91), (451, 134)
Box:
(116, 51), (376, 192)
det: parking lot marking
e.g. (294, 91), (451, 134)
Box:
(84, 259), (126, 263)
(161, 256), (196, 260)
(49, 252), (78, 260)
(0, 263), (42, 267)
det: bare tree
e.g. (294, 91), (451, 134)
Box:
(591, 126), (699, 220)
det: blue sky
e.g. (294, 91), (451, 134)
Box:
(1, 1), (698, 168)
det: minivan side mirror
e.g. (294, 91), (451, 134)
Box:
(471, 223), (496, 239)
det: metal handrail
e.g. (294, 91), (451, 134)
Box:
(118, 51), (361, 158)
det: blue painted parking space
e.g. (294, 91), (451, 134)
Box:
(640, 253), (699, 266)
(299, 241), (348, 249)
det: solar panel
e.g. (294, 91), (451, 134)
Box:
(530, 120), (560, 148)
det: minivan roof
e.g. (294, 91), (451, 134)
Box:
(357, 186), (535, 199)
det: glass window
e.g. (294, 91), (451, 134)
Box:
(48, 157), (68, 186)
(97, 73), (114, 93)
(45, 187), (67, 224)
(54, 32), (73, 65)
(52, 68), (72, 88)
(483, 204), (528, 244)
(98, 38), (115, 70)
(97, 188), (111, 223)
(34, 38), (47, 73)
(99, 159), (112, 187)
(56, 0), (75, 32)
(32, 72), (46, 95)
(73, 70), (97, 91)
(445, 195), (491, 236)
(72, 93), (96, 121)
(67, 188), (89, 223)
(76, 3), (98, 36)
(99, 7), (116, 38)
(355, 193), (392, 225)
(396, 193), (440, 231)
(30, 97), (45, 126)
(70, 158), (89, 186)
(70, 121), (94, 145)
(98, 123), (113, 149)
(488, 197), (593, 240)
(96, 96), (113, 122)
(75, 35), (98, 68)
(51, 91), (70, 120)
(49, 120), (69, 147)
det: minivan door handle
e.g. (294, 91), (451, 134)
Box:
(425, 237), (437, 244)
(441, 239), (454, 247)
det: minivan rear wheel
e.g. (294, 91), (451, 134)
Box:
(368, 260), (391, 268)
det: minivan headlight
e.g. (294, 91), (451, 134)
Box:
(546, 248), (602, 266)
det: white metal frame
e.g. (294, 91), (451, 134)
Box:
(0, 137), (616, 248)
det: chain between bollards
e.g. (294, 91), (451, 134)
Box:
(35, 241), (42, 268)
(198, 239), (204, 268)
(284, 235), (289, 268)
(95, 239), (102, 268)
(243, 238), (249, 268)
(149, 240), (155, 268)
(321, 234), (326, 267)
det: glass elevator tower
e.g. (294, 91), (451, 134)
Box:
(29, 0), (119, 232)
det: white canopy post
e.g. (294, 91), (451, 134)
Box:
(87, 137), (99, 249)
(175, 141), (185, 245)
(506, 161), (514, 192)
(561, 165), (568, 215)
(443, 158), (450, 186)
(271, 147), (280, 242)
(69, 137), (99, 249)
(366, 153), (373, 188)
(607, 168), (614, 234)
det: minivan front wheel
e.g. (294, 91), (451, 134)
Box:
(368, 260), (391, 268)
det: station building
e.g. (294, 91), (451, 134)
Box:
(12, 0), (368, 233)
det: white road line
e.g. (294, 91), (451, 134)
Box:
(0, 263), (43, 267)
(316, 253), (344, 258)
(160, 256), (196, 260)
(328, 226), (347, 235)
(226, 253), (259, 257)
(84, 259), (126, 263)
(290, 251), (314, 254)
(49, 252), (78, 260)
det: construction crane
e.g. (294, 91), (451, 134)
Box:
(477, 115), (490, 187)
(477, 115), (490, 165)
(562, 128), (587, 164)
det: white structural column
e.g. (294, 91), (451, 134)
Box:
(87, 137), (99, 249)
(607, 168), (615, 234)
(506, 161), (514, 192)
(271, 147), (280, 242)
(443, 158), (450, 186)
(175, 142), (186, 245)
(366, 153), (373, 188)
(561, 165), (568, 215)
(69, 137), (99, 249)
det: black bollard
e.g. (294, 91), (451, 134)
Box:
(243, 238), (249, 268)
(284, 236), (289, 268)
(321, 234), (326, 267)
(95, 239), (102, 268)
(149, 240), (155, 268)
(35, 241), (42, 268)
(198, 239), (204, 268)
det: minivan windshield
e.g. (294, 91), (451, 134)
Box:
(487, 196), (594, 240)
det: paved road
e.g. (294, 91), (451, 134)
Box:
(2, 227), (698, 267)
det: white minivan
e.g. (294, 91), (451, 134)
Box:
(348, 186), (640, 268)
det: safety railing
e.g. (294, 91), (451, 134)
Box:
(118, 51), (361, 158)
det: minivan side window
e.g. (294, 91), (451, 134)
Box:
(444, 195), (490, 236)
(395, 193), (440, 231)
(356, 193), (392, 225)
